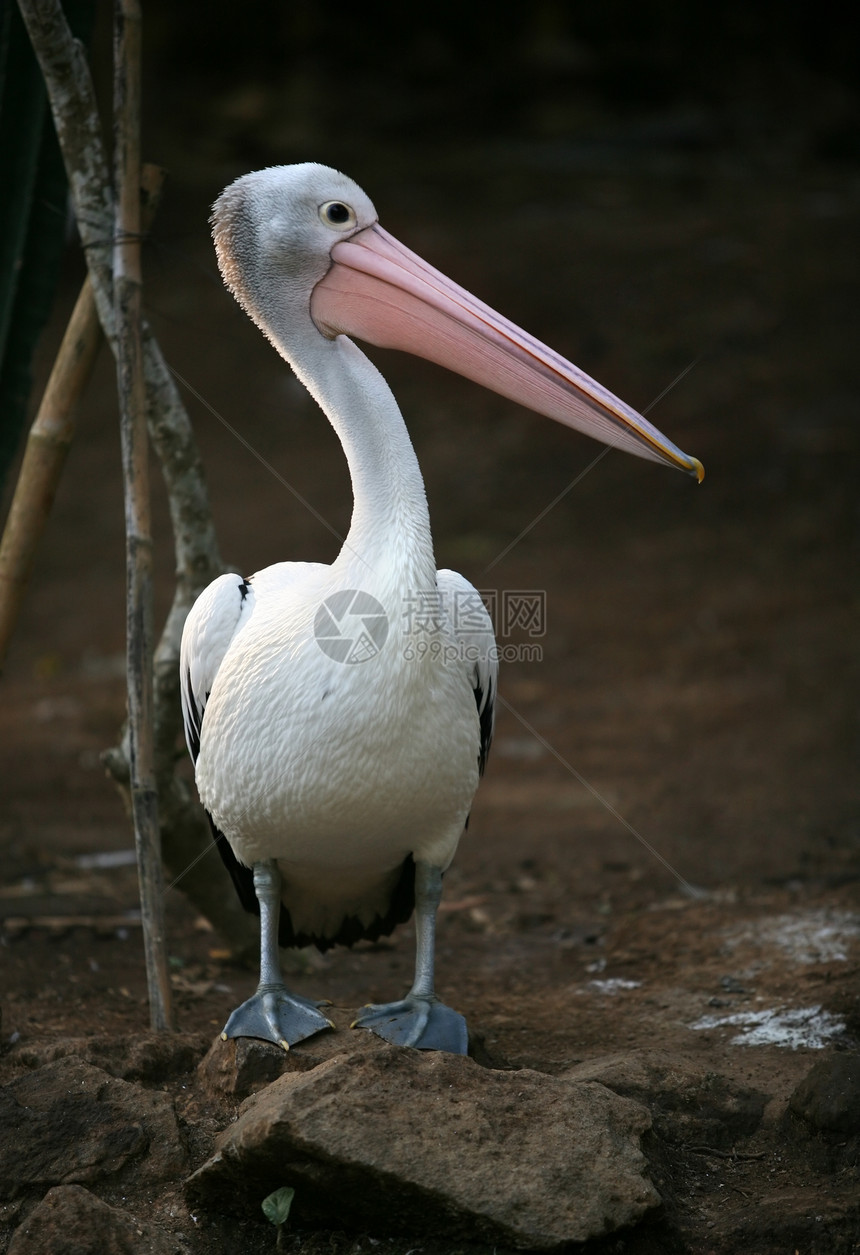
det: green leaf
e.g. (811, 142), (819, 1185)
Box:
(261, 1186), (295, 1228)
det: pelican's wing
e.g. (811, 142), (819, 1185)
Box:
(179, 572), (256, 765)
(437, 568), (497, 775)
(179, 561), (328, 764)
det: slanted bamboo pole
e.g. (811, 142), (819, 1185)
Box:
(0, 165), (165, 673)
(0, 281), (98, 668)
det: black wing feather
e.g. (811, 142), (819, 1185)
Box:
(475, 671), (495, 777)
(182, 669), (204, 764)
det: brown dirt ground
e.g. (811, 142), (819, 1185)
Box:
(1, 111), (859, 1253)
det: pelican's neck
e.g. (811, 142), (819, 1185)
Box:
(286, 329), (437, 589)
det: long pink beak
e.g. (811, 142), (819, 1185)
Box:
(310, 224), (703, 481)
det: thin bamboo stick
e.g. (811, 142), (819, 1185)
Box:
(0, 166), (165, 673)
(0, 282), (98, 668)
(113, 0), (171, 1032)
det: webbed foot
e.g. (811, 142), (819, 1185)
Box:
(223, 982), (333, 1051)
(351, 995), (468, 1054)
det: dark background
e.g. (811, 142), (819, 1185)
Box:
(1, 4), (859, 1250)
(5, 0), (858, 917)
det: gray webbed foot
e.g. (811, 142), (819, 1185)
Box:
(223, 982), (333, 1051)
(352, 995), (468, 1054)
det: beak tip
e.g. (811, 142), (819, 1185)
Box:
(689, 457), (705, 484)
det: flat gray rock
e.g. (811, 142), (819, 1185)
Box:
(7, 1184), (182, 1255)
(12, 1032), (209, 1083)
(0, 1057), (185, 1200)
(188, 1045), (659, 1250)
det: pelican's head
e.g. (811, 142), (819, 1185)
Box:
(212, 163), (376, 339)
(213, 163), (703, 481)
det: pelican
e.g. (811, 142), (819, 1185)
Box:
(180, 163), (702, 1055)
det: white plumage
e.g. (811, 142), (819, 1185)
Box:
(182, 561), (492, 940)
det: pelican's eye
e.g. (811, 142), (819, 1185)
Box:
(319, 201), (357, 230)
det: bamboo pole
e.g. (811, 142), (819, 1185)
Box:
(0, 282), (98, 667)
(0, 166), (165, 673)
(113, 0), (171, 1032)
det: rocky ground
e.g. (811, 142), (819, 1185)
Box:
(1, 57), (859, 1255)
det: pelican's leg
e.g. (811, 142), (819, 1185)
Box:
(222, 859), (333, 1051)
(351, 860), (468, 1054)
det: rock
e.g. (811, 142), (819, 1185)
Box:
(0, 1058), (185, 1200)
(197, 1007), (384, 1098)
(198, 1034), (293, 1098)
(563, 1049), (767, 1147)
(121, 1032), (210, 1082)
(7, 1184), (182, 1255)
(12, 1032), (209, 1082)
(788, 1052), (860, 1133)
(187, 1045), (659, 1250)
